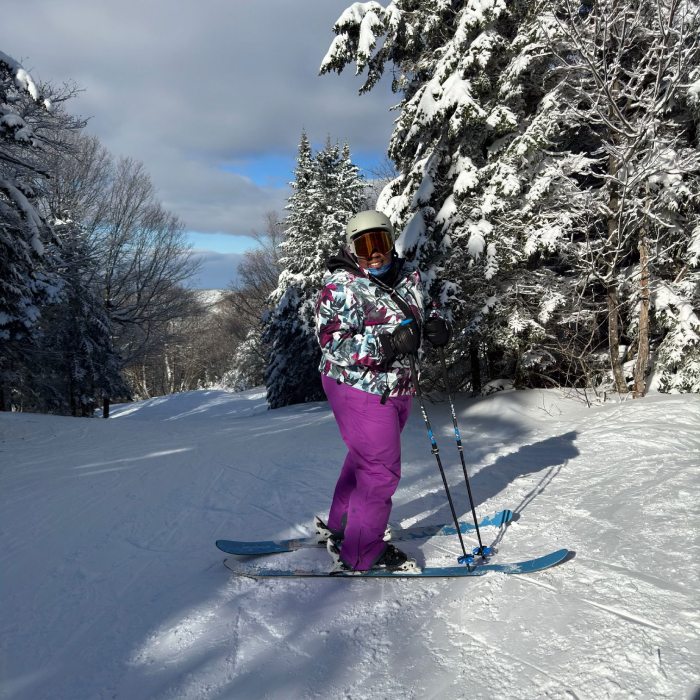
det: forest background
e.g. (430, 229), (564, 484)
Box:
(1, 0), (698, 416)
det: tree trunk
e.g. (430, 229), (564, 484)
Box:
(633, 238), (651, 398)
(470, 340), (482, 394)
(0, 383), (7, 411)
(141, 363), (150, 399)
(607, 286), (628, 394)
(606, 133), (627, 396)
(69, 373), (78, 417)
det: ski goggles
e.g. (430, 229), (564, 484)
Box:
(350, 229), (393, 259)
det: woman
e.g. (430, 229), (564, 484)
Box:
(314, 210), (450, 573)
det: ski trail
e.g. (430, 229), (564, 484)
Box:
(580, 557), (692, 596)
(581, 598), (663, 631)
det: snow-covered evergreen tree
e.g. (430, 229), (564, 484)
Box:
(264, 133), (366, 408)
(222, 328), (267, 392)
(35, 220), (129, 415)
(0, 52), (68, 409)
(320, 1), (549, 389)
(321, 0), (700, 394)
(0, 54), (53, 332)
(501, 0), (700, 395)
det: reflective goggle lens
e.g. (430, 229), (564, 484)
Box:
(352, 230), (393, 258)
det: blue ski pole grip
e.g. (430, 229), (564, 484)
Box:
(399, 319), (412, 326)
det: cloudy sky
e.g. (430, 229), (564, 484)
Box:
(2, 1), (396, 288)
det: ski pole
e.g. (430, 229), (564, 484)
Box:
(407, 353), (472, 565)
(438, 347), (491, 560)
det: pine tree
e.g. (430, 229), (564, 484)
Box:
(0, 52), (65, 409)
(34, 220), (129, 415)
(264, 133), (366, 408)
(321, 1), (542, 388)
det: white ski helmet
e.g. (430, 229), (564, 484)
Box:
(345, 210), (395, 247)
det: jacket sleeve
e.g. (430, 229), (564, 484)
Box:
(315, 279), (385, 369)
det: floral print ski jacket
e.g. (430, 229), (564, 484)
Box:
(314, 249), (426, 398)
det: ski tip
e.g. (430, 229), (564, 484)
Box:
(559, 549), (576, 565)
(539, 548), (573, 570)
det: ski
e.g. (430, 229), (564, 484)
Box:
(223, 548), (570, 579)
(215, 509), (514, 556)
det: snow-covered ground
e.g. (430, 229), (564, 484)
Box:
(1, 388), (698, 699)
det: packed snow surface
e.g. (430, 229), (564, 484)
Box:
(1, 388), (698, 699)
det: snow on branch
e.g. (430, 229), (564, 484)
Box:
(320, 1), (390, 78)
(0, 51), (49, 109)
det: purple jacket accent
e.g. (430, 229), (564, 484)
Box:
(314, 251), (425, 397)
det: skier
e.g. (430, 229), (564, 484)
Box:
(314, 210), (450, 573)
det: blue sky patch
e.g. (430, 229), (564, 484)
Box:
(221, 148), (387, 188)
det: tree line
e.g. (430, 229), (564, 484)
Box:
(0, 52), (235, 414)
(260, 0), (699, 408)
(0, 47), (367, 415)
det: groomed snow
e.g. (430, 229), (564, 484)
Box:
(1, 388), (698, 699)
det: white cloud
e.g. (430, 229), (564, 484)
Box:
(2, 0), (395, 240)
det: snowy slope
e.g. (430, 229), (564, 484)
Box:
(0, 388), (698, 700)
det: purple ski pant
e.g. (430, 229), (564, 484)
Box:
(322, 374), (413, 570)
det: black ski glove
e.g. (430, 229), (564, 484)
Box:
(378, 320), (421, 363)
(424, 317), (452, 348)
